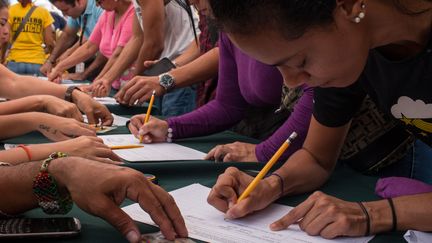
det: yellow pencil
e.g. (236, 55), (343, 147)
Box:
(90, 124), (104, 131)
(237, 132), (297, 203)
(110, 145), (144, 150)
(139, 90), (156, 143)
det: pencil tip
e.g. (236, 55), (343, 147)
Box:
(152, 90), (156, 95)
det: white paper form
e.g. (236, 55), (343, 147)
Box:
(93, 97), (118, 105)
(61, 82), (91, 87)
(122, 184), (373, 243)
(83, 113), (129, 126)
(404, 230), (432, 243)
(99, 134), (206, 161)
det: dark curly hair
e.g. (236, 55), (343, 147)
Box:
(209, 0), (432, 40)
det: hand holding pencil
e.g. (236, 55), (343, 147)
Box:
(207, 132), (297, 219)
(128, 115), (170, 143)
(139, 90), (156, 143)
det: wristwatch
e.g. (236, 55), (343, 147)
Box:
(64, 86), (80, 103)
(158, 73), (176, 92)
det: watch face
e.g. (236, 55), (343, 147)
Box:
(160, 74), (174, 89)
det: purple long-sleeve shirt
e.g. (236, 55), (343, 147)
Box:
(167, 33), (313, 162)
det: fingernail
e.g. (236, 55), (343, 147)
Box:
(126, 231), (139, 243)
(270, 222), (282, 231)
(228, 201), (234, 209)
(138, 129), (144, 135)
(225, 209), (236, 219)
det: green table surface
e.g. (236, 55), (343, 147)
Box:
(1, 127), (405, 243)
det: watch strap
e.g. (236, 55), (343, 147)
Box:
(64, 86), (80, 103)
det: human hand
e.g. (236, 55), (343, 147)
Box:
(53, 136), (122, 164)
(143, 59), (159, 68)
(115, 75), (165, 106)
(36, 113), (96, 141)
(128, 115), (168, 143)
(207, 167), (281, 219)
(72, 90), (114, 126)
(50, 157), (188, 242)
(270, 191), (367, 239)
(62, 72), (86, 81)
(38, 95), (83, 122)
(205, 142), (258, 162)
(47, 67), (63, 83)
(40, 61), (53, 76)
(92, 78), (112, 97)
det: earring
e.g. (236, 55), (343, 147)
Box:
(354, 3), (366, 23)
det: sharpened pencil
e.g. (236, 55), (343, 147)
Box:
(237, 132), (297, 203)
(139, 90), (156, 143)
(110, 145), (144, 150)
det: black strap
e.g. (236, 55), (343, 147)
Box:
(173, 0), (198, 44)
(79, 15), (88, 46)
(7, 6), (37, 51)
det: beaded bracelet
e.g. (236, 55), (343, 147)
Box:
(33, 152), (73, 215)
(166, 127), (173, 143)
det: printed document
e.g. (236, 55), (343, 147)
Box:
(83, 113), (129, 126)
(123, 184), (373, 243)
(404, 230), (432, 243)
(99, 134), (206, 161)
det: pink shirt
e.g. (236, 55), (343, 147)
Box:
(89, 4), (134, 88)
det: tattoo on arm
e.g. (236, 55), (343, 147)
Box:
(39, 124), (50, 132)
(39, 125), (58, 135)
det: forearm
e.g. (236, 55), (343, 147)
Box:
(170, 48), (219, 88)
(0, 142), (59, 165)
(255, 85), (314, 162)
(0, 113), (41, 139)
(1, 66), (68, 98)
(134, 40), (164, 75)
(100, 38), (140, 82)
(81, 53), (107, 80)
(44, 27), (55, 54)
(172, 41), (200, 67)
(167, 99), (245, 139)
(274, 149), (334, 196)
(0, 157), (73, 215)
(0, 161), (41, 214)
(95, 48), (123, 81)
(48, 31), (77, 62)
(56, 42), (98, 72)
(364, 193), (432, 234)
(0, 96), (47, 115)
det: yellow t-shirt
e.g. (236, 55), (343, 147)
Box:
(7, 3), (54, 64)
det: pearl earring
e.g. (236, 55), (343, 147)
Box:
(354, 3), (366, 23)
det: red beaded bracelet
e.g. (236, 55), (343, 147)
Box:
(33, 152), (73, 215)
